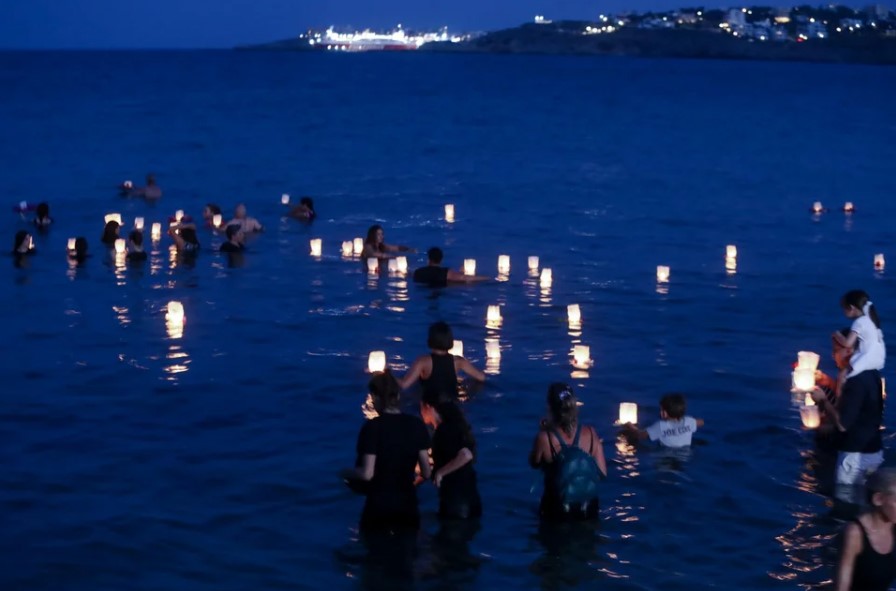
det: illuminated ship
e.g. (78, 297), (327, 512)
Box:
(306, 26), (451, 51)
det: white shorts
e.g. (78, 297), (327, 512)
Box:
(836, 450), (884, 485)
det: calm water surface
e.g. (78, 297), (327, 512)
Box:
(1, 51), (895, 590)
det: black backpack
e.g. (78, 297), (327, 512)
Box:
(548, 425), (601, 512)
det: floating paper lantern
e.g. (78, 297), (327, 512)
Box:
(572, 345), (592, 369)
(528, 256), (539, 271)
(368, 351), (386, 373)
(449, 340), (464, 357)
(367, 258), (379, 274)
(212, 214), (223, 228)
(395, 256), (408, 273)
(66, 238), (76, 252)
(134, 217), (145, 231)
(444, 203), (455, 223)
(166, 301), (185, 323)
(387, 259), (399, 273)
(124, 180), (133, 189)
(800, 405), (820, 429)
(309, 238), (322, 257)
(540, 268), (552, 287)
(353, 238), (364, 255)
(875, 254), (885, 270)
(464, 259), (476, 276)
(656, 265), (670, 283)
(174, 210), (184, 222)
(341, 241), (353, 257)
(485, 340), (501, 359)
(726, 245), (737, 259)
(812, 201), (823, 214)
(567, 304), (582, 325)
(498, 255), (510, 274)
(104, 213), (122, 226)
(151, 223), (162, 241)
(796, 351), (820, 372)
(486, 305), (502, 326)
(114, 238), (126, 254)
(281, 193), (290, 205)
(792, 368), (815, 392)
(619, 402), (638, 425)
(725, 257), (737, 272)
(843, 201), (854, 213)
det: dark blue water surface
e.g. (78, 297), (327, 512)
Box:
(1, 50), (896, 590)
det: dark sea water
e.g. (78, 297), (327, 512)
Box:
(1, 50), (895, 590)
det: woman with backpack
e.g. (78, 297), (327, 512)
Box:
(529, 383), (607, 520)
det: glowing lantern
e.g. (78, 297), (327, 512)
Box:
(875, 254), (885, 270)
(792, 368), (815, 392)
(114, 238), (126, 254)
(151, 223), (161, 241)
(174, 210), (184, 222)
(449, 340), (464, 357)
(166, 301), (185, 323)
(498, 255), (510, 274)
(104, 213), (122, 225)
(464, 259), (476, 276)
(528, 256), (539, 271)
(486, 305), (502, 326)
(804, 392), (815, 406)
(367, 258), (379, 274)
(656, 265), (670, 283)
(124, 180), (133, 189)
(368, 351), (386, 373)
(395, 256), (408, 273)
(725, 257), (737, 272)
(619, 403), (638, 425)
(387, 259), (399, 273)
(212, 214), (223, 228)
(309, 238), (322, 257)
(134, 217), (144, 231)
(281, 193), (290, 205)
(812, 201), (823, 213)
(540, 268), (552, 287)
(485, 339), (501, 359)
(353, 238), (363, 255)
(567, 304), (582, 325)
(726, 245), (737, 259)
(844, 201), (854, 213)
(341, 241), (353, 256)
(444, 203), (455, 223)
(572, 345), (592, 369)
(797, 351), (820, 372)
(800, 405), (820, 429)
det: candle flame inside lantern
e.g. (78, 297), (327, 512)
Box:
(151, 223), (162, 241)
(572, 345), (591, 369)
(309, 238), (322, 257)
(497, 255), (510, 274)
(444, 203), (455, 223)
(800, 405), (820, 429)
(449, 340), (463, 357)
(844, 201), (854, 212)
(567, 304), (582, 325)
(134, 217), (145, 231)
(619, 402), (638, 425)
(812, 201), (823, 214)
(368, 350), (386, 373)
(875, 254), (885, 270)
(281, 193), (290, 205)
(656, 265), (670, 283)
(212, 214), (222, 228)
(464, 259), (476, 276)
(341, 241), (353, 257)
(726, 245), (737, 259)
(104, 213), (122, 226)
(792, 368), (815, 392)
(353, 238), (364, 255)
(540, 268), (552, 287)
(486, 305), (502, 327)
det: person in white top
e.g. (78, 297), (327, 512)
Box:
(228, 204), (264, 234)
(623, 393), (704, 448)
(833, 290), (885, 393)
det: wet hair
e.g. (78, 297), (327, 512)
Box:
(74, 237), (88, 258)
(428, 321), (454, 351)
(13, 230), (29, 253)
(421, 390), (476, 456)
(369, 369), (401, 411)
(300, 196), (314, 211)
(225, 224), (240, 240)
(427, 247), (444, 264)
(841, 289), (881, 329)
(101, 221), (120, 245)
(35, 202), (50, 220)
(365, 224), (384, 252)
(179, 227), (200, 247)
(205, 203), (221, 216)
(547, 382), (578, 435)
(866, 468), (896, 506)
(660, 393), (687, 420)
(129, 230), (143, 248)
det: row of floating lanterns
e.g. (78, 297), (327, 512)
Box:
(812, 201), (855, 214)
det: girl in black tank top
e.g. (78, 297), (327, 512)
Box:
(836, 468), (896, 591)
(421, 353), (458, 402)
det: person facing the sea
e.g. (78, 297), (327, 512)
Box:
(125, 230), (147, 262)
(343, 370), (431, 531)
(623, 393), (704, 448)
(13, 230), (35, 255)
(529, 383), (606, 520)
(100, 220), (120, 247)
(228, 204), (264, 234)
(835, 468), (896, 591)
(168, 222), (200, 253)
(398, 321), (486, 400)
(412, 247), (489, 287)
(219, 224), (244, 253)
(362, 224), (412, 259)
(32, 202), (52, 229)
(202, 203), (222, 227)
(70, 237), (88, 263)
(420, 389), (482, 520)
(120, 174), (162, 200)
(288, 196), (316, 221)
(833, 290), (885, 393)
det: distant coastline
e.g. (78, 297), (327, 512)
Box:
(238, 4), (896, 66)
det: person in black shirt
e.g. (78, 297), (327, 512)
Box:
(412, 247), (488, 287)
(220, 224), (244, 253)
(399, 321), (486, 400)
(420, 389), (482, 520)
(343, 370), (431, 531)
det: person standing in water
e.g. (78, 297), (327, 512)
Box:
(399, 321), (486, 401)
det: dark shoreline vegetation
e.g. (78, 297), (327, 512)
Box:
(238, 5), (896, 66)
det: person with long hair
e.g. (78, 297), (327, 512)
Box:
(529, 383), (607, 520)
(399, 321), (485, 400)
(100, 220), (120, 247)
(835, 468), (896, 590)
(361, 224), (412, 259)
(343, 370), (431, 531)
(833, 289), (885, 393)
(420, 389), (482, 520)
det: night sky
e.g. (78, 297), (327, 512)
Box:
(0, 0), (798, 49)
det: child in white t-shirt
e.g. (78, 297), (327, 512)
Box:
(834, 290), (885, 393)
(624, 393), (704, 448)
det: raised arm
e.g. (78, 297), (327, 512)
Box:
(835, 522), (863, 591)
(456, 356), (486, 383)
(168, 226), (186, 250)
